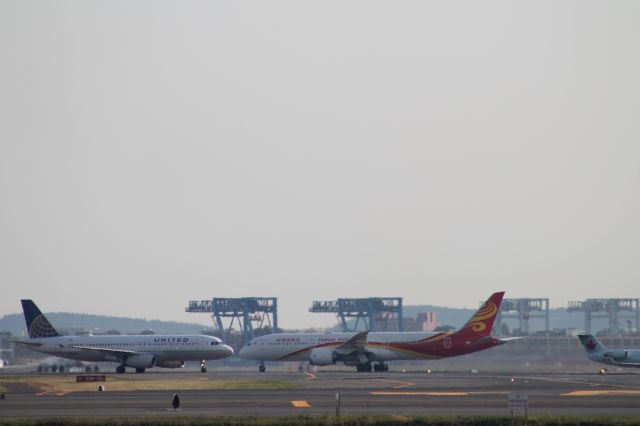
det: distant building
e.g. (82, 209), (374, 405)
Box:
(403, 312), (438, 332)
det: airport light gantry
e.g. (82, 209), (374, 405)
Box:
(493, 298), (550, 336)
(309, 297), (403, 332)
(567, 298), (640, 335)
(185, 297), (278, 345)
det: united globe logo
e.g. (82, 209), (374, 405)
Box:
(28, 314), (59, 338)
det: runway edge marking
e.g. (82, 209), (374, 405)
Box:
(371, 379), (415, 389)
(562, 390), (640, 396)
(370, 391), (510, 396)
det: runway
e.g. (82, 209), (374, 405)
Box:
(2, 370), (640, 418)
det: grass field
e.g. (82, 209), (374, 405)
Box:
(2, 415), (640, 426)
(0, 374), (295, 394)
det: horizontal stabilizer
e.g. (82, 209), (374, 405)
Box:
(9, 340), (43, 348)
(497, 337), (524, 343)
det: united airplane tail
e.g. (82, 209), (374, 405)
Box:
(455, 291), (505, 339)
(21, 300), (60, 338)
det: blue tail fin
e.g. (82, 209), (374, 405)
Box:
(21, 300), (60, 338)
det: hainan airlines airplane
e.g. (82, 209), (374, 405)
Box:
(578, 334), (640, 368)
(240, 291), (517, 372)
(12, 300), (234, 374)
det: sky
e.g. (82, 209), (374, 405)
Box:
(1, 1), (639, 330)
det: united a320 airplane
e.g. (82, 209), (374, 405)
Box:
(578, 333), (640, 369)
(240, 291), (518, 372)
(12, 300), (234, 374)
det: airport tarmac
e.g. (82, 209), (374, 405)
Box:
(1, 370), (640, 418)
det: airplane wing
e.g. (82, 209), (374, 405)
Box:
(65, 345), (138, 357)
(335, 331), (369, 355)
(11, 340), (140, 357)
(49, 345), (140, 362)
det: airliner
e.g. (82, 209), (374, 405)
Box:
(12, 300), (234, 373)
(578, 333), (640, 368)
(240, 291), (518, 372)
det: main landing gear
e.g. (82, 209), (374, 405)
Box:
(356, 362), (388, 372)
(356, 362), (371, 372)
(200, 359), (207, 373)
(258, 361), (266, 373)
(116, 365), (126, 374)
(373, 362), (389, 372)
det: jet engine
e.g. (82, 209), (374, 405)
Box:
(155, 360), (185, 368)
(309, 348), (337, 366)
(606, 350), (629, 361)
(125, 354), (156, 369)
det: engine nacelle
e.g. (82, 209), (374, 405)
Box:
(309, 348), (337, 366)
(607, 350), (629, 361)
(125, 354), (156, 369)
(155, 360), (185, 369)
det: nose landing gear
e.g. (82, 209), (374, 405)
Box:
(258, 361), (266, 373)
(200, 359), (207, 373)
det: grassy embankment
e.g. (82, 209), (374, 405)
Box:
(0, 374), (294, 394)
(2, 415), (640, 426)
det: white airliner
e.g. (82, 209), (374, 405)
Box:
(240, 291), (518, 372)
(578, 334), (640, 368)
(12, 300), (234, 373)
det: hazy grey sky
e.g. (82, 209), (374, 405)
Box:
(1, 1), (639, 329)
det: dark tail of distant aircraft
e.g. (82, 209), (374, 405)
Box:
(21, 300), (60, 338)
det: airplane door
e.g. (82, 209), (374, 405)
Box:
(443, 337), (451, 349)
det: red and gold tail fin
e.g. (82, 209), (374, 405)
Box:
(457, 291), (505, 338)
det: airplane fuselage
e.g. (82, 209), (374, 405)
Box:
(592, 349), (640, 368)
(16, 299), (234, 373)
(20, 334), (232, 364)
(240, 291), (509, 372)
(240, 331), (503, 363)
(578, 334), (640, 369)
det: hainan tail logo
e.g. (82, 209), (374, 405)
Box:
(462, 302), (498, 333)
(28, 314), (60, 338)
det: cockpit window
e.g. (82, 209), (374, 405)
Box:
(211, 341), (219, 345)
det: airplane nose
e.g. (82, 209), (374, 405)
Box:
(238, 345), (249, 358)
(224, 344), (234, 356)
